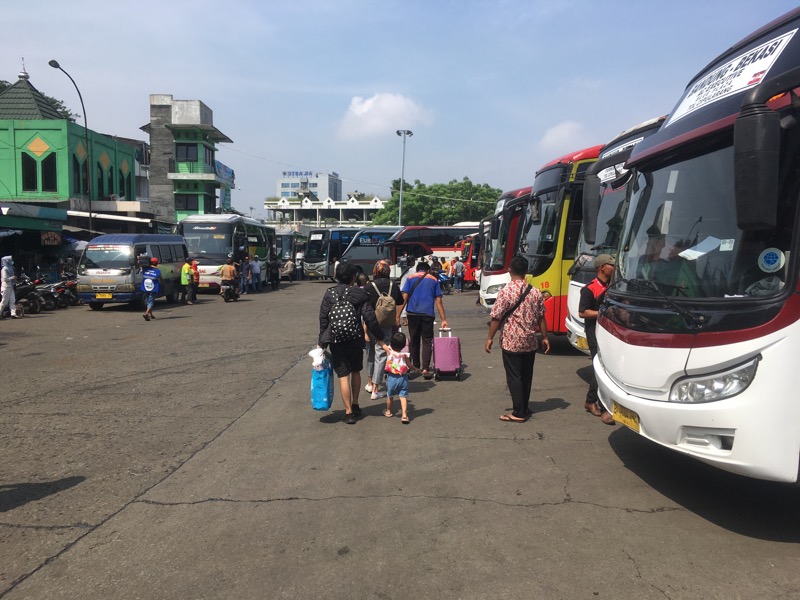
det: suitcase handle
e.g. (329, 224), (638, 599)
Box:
(438, 327), (452, 337)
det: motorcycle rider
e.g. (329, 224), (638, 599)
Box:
(0, 255), (19, 318)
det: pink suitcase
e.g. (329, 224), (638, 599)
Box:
(432, 328), (462, 381)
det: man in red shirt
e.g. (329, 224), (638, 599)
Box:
(485, 256), (550, 422)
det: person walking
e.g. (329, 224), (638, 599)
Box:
(190, 260), (200, 303)
(453, 257), (466, 293)
(250, 256), (262, 292)
(240, 256), (252, 294)
(268, 254), (282, 291)
(401, 262), (448, 380)
(364, 260), (404, 400)
(319, 262), (389, 424)
(382, 331), (420, 424)
(579, 254), (616, 425)
(141, 257), (162, 321)
(179, 257), (193, 304)
(485, 255), (550, 421)
(0, 255), (19, 318)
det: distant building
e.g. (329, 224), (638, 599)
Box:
(141, 94), (234, 223)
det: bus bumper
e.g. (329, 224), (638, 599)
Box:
(78, 292), (138, 304)
(595, 352), (800, 483)
(565, 315), (590, 355)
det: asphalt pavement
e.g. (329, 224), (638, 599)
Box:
(1, 281), (800, 599)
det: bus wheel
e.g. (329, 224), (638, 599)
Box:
(88, 302), (104, 311)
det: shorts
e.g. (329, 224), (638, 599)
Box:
(329, 339), (364, 377)
(144, 292), (156, 310)
(385, 373), (409, 399)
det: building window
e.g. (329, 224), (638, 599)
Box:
(290, 183), (300, 188)
(107, 167), (114, 197)
(21, 153), (37, 191)
(175, 144), (198, 162)
(204, 146), (214, 166)
(309, 182), (318, 188)
(97, 162), (104, 198)
(281, 191), (291, 197)
(42, 153), (57, 192)
(281, 182), (290, 188)
(73, 155), (82, 194)
(175, 194), (198, 210)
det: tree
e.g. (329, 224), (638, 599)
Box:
(372, 177), (501, 225)
(0, 79), (80, 121)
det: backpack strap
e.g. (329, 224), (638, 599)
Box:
(371, 281), (384, 297)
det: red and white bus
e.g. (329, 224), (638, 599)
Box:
(384, 225), (479, 279)
(595, 7), (800, 482)
(453, 232), (481, 289)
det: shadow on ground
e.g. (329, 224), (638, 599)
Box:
(0, 476), (86, 513)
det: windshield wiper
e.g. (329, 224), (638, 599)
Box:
(616, 277), (707, 330)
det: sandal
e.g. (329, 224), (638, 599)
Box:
(383, 409), (393, 418)
(401, 415), (410, 424)
(422, 370), (433, 380)
(499, 414), (526, 423)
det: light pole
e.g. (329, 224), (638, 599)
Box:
(396, 130), (413, 226)
(49, 59), (92, 235)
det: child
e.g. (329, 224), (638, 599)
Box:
(383, 332), (419, 424)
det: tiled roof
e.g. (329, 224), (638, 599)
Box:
(0, 74), (63, 120)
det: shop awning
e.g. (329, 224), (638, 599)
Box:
(67, 211), (153, 224)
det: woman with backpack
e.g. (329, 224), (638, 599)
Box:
(364, 260), (405, 401)
(319, 262), (390, 424)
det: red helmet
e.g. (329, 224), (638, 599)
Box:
(150, 258), (159, 266)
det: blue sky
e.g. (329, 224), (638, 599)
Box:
(2, 0), (797, 218)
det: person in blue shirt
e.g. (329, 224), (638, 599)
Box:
(401, 262), (448, 379)
(141, 257), (161, 322)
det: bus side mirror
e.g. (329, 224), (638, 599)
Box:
(490, 220), (499, 239)
(735, 102), (780, 230)
(583, 173), (601, 246)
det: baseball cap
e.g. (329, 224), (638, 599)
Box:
(593, 254), (615, 269)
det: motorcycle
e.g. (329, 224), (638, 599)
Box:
(13, 272), (44, 314)
(58, 271), (82, 306)
(437, 271), (453, 295)
(220, 280), (239, 302)
(0, 289), (24, 319)
(33, 272), (61, 311)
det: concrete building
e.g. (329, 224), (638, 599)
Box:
(141, 95), (234, 223)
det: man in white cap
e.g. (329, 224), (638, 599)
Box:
(579, 253), (616, 425)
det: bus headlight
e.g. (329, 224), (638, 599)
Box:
(669, 356), (760, 403)
(486, 283), (506, 295)
(77, 284), (92, 293)
(116, 284), (134, 292)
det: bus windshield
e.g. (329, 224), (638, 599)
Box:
(579, 174), (628, 256)
(616, 142), (789, 299)
(182, 223), (234, 260)
(519, 166), (565, 261)
(305, 233), (329, 262)
(79, 245), (133, 270)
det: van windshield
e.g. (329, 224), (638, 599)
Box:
(79, 245), (133, 270)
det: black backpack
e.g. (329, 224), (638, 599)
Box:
(328, 287), (361, 342)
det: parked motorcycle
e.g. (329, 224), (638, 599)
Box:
(14, 273), (43, 314)
(438, 271), (453, 295)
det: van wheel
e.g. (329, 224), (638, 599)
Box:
(166, 290), (177, 303)
(88, 302), (104, 311)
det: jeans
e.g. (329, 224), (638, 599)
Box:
(180, 283), (192, 303)
(502, 350), (537, 419)
(407, 314), (435, 371)
(366, 326), (393, 387)
(251, 272), (261, 292)
(455, 274), (464, 292)
(191, 282), (198, 303)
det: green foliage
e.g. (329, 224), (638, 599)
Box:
(0, 79), (80, 121)
(372, 176), (501, 225)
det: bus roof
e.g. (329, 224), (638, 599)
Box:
(179, 214), (268, 226)
(88, 234), (185, 245)
(629, 7), (800, 167)
(536, 145), (603, 172)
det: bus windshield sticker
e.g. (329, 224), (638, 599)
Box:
(600, 137), (644, 160)
(310, 234), (323, 241)
(666, 29), (797, 127)
(679, 236), (721, 261)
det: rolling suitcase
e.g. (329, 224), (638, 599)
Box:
(432, 328), (462, 381)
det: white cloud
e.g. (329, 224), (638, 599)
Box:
(337, 93), (432, 140)
(536, 121), (594, 157)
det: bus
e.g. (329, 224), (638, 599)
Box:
(383, 225), (480, 279)
(340, 226), (403, 274)
(275, 229), (307, 262)
(595, 7), (800, 482)
(77, 234), (187, 310)
(453, 232), (482, 290)
(479, 187), (531, 307)
(564, 117), (664, 354)
(303, 227), (360, 280)
(177, 214), (276, 292)
(517, 146), (602, 334)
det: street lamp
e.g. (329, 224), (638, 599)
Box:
(396, 130), (413, 226)
(49, 59), (92, 235)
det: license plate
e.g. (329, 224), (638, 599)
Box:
(199, 283), (210, 288)
(576, 336), (589, 350)
(95, 293), (113, 299)
(613, 401), (640, 433)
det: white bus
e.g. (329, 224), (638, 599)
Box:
(594, 7), (800, 482)
(303, 227), (360, 280)
(339, 226), (402, 274)
(177, 214), (276, 292)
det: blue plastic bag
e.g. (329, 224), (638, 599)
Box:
(311, 359), (334, 411)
